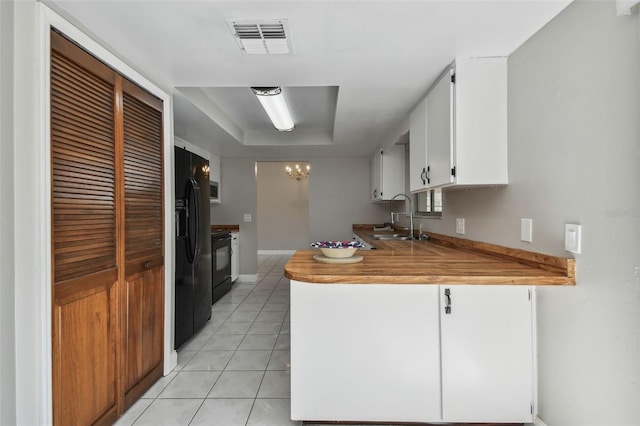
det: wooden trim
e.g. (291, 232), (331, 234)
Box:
(124, 255), (164, 278)
(123, 363), (163, 410)
(53, 268), (118, 305)
(122, 78), (163, 112)
(114, 74), (126, 417)
(211, 224), (240, 232)
(424, 231), (575, 277)
(51, 30), (116, 85)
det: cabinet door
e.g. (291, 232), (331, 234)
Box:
(380, 145), (406, 200)
(291, 282), (442, 422)
(370, 151), (381, 200)
(231, 232), (239, 282)
(409, 98), (428, 192)
(426, 69), (454, 188)
(122, 80), (164, 407)
(440, 285), (534, 423)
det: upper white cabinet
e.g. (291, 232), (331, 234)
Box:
(370, 144), (405, 201)
(409, 57), (508, 192)
(409, 98), (428, 192)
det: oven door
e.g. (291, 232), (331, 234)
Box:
(211, 234), (232, 303)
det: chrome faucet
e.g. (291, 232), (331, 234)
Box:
(390, 193), (414, 240)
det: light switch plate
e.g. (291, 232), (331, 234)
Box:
(456, 218), (465, 235)
(565, 223), (582, 253)
(243, 213), (252, 223)
(521, 218), (533, 242)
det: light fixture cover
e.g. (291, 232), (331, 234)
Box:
(251, 87), (295, 132)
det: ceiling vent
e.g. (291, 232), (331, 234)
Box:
(228, 20), (291, 55)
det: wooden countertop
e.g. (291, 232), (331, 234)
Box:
(283, 224), (575, 285)
(211, 224), (239, 233)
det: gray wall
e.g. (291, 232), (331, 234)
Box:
(418, 1), (640, 424)
(257, 162), (310, 250)
(309, 157), (389, 242)
(213, 156), (389, 274)
(210, 158), (258, 276)
(0, 1), (16, 424)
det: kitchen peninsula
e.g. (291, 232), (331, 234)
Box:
(284, 224), (575, 424)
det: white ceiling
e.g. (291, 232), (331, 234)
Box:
(51, 0), (572, 158)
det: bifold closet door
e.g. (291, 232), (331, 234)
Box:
(122, 79), (164, 407)
(51, 31), (119, 426)
(51, 30), (165, 424)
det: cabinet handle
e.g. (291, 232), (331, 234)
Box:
(420, 167), (426, 185)
(144, 260), (152, 270)
(444, 288), (452, 314)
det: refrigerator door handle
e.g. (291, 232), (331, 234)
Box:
(189, 177), (202, 264)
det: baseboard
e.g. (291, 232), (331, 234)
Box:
(164, 349), (177, 375)
(237, 274), (258, 282)
(533, 416), (549, 426)
(258, 250), (296, 255)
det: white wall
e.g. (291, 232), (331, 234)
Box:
(0, 1), (17, 424)
(418, 1), (640, 424)
(257, 162), (310, 250)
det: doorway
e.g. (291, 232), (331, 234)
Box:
(256, 162), (310, 252)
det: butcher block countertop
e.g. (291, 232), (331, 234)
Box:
(211, 224), (240, 233)
(283, 224), (576, 286)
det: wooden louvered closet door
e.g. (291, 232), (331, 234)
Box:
(121, 79), (164, 407)
(50, 30), (164, 425)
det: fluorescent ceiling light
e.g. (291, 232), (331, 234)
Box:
(251, 87), (295, 132)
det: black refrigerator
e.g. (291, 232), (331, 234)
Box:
(174, 146), (212, 349)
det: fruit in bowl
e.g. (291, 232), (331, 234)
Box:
(310, 241), (365, 258)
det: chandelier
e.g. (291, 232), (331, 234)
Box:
(285, 164), (310, 181)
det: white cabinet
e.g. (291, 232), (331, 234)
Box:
(230, 231), (239, 282)
(409, 57), (508, 192)
(440, 285), (534, 423)
(409, 98), (428, 192)
(291, 281), (535, 424)
(291, 282), (442, 422)
(370, 145), (405, 201)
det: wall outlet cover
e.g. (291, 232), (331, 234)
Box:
(456, 218), (465, 235)
(565, 223), (582, 254)
(243, 213), (252, 223)
(521, 218), (533, 242)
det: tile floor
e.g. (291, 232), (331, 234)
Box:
(115, 254), (301, 426)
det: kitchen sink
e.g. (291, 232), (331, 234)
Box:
(369, 234), (413, 241)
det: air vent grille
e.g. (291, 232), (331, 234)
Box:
(229, 20), (291, 55)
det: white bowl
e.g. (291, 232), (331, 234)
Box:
(320, 247), (357, 258)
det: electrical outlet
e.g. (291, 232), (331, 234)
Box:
(564, 223), (581, 253)
(243, 213), (252, 223)
(456, 218), (465, 235)
(521, 218), (532, 242)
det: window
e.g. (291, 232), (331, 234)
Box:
(415, 188), (442, 217)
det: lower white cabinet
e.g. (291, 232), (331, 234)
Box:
(440, 285), (534, 423)
(230, 232), (239, 282)
(290, 281), (535, 423)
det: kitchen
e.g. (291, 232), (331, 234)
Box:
(1, 1), (639, 426)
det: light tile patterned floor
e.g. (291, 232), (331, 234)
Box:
(115, 254), (300, 426)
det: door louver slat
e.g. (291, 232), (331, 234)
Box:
(123, 93), (163, 262)
(51, 49), (116, 284)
